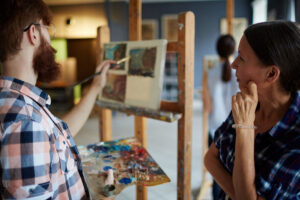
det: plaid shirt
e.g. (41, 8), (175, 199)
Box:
(214, 92), (300, 200)
(0, 76), (89, 199)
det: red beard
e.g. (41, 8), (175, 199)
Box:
(33, 36), (60, 83)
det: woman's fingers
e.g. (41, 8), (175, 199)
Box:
(248, 81), (258, 101)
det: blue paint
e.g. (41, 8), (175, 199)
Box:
(103, 166), (113, 171)
(119, 177), (132, 185)
(120, 145), (130, 151)
(103, 155), (113, 159)
(110, 145), (121, 151)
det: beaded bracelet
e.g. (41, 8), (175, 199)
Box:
(232, 124), (257, 130)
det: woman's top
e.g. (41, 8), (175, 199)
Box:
(208, 61), (239, 137)
(214, 92), (300, 199)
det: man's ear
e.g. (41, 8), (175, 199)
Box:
(26, 24), (40, 46)
(265, 66), (280, 83)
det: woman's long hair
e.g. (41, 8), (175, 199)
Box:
(216, 34), (236, 82)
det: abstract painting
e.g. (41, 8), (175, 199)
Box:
(142, 19), (158, 40)
(220, 18), (248, 48)
(100, 39), (167, 110)
(128, 47), (156, 77)
(103, 43), (127, 70)
(102, 74), (126, 102)
(162, 14), (178, 41)
(78, 138), (170, 199)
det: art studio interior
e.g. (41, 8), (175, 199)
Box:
(1, 0), (299, 199)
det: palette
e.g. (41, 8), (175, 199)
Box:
(78, 137), (170, 198)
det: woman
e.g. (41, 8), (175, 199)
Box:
(203, 34), (238, 199)
(204, 21), (300, 200)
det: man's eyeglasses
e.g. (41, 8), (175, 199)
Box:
(23, 23), (56, 39)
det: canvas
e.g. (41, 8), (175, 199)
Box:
(78, 138), (170, 198)
(220, 18), (248, 48)
(162, 14), (178, 41)
(99, 39), (167, 110)
(203, 55), (219, 72)
(142, 19), (158, 40)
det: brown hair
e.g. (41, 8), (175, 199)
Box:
(245, 21), (300, 93)
(216, 34), (236, 82)
(0, 0), (52, 62)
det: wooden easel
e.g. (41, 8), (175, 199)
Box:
(94, 0), (195, 199)
(197, 0), (234, 199)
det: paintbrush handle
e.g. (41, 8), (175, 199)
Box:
(71, 71), (102, 88)
(69, 57), (129, 89)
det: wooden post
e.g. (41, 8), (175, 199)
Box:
(129, 0), (148, 199)
(177, 12), (195, 200)
(226, 0), (234, 35)
(96, 26), (113, 141)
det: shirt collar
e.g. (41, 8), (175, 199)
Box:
(0, 76), (51, 108)
(268, 91), (300, 138)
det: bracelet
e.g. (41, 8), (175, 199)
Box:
(232, 124), (257, 130)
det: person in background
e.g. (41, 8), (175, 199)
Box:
(205, 20), (300, 199)
(202, 34), (238, 199)
(0, 0), (117, 199)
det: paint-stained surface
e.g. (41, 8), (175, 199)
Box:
(78, 137), (170, 198)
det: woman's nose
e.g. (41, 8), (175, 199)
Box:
(231, 59), (238, 70)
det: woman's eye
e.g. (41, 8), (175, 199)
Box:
(238, 55), (244, 62)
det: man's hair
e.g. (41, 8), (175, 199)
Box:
(244, 20), (300, 93)
(0, 0), (52, 62)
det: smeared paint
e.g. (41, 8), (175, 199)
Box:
(79, 137), (170, 198)
(103, 166), (113, 171)
(119, 177), (132, 184)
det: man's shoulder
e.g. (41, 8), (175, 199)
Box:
(0, 89), (42, 124)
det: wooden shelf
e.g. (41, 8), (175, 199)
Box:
(95, 100), (181, 122)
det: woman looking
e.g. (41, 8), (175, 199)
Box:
(204, 21), (300, 200)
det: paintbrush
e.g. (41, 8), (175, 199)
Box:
(70, 56), (130, 88)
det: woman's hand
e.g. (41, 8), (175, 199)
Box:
(92, 60), (117, 90)
(232, 81), (258, 126)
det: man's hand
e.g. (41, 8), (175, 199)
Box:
(232, 81), (258, 126)
(92, 60), (117, 90)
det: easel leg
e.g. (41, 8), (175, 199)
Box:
(135, 116), (147, 200)
(99, 108), (112, 141)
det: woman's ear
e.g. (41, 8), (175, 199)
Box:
(266, 66), (280, 83)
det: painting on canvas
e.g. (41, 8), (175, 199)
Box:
(128, 47), (156, 77)
(220, 18), (248, 48)
(162, 14), (178, 41)
(103, 43), (127, 70)
(142, 19), (158, 40)
(203, 55), (219, 72)
(102, 74), (127, 102)
(99, 40), (167, 110)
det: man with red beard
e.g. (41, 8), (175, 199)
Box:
(0, 0), (116, 199)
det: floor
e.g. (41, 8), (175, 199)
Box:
(73, 100), (213, 200)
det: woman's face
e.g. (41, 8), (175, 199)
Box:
(231, 35), (268, 91)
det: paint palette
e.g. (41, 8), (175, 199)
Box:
(78, 137), (170, 198)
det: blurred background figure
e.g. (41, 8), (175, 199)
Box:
(202, 34), (238, 200)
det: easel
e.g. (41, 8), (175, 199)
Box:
(93, 0), (195, 199)
(197, 0), (234, 199)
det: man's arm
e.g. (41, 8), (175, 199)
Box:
(62, 60), (115, 137)
(0, 119), (52, 199)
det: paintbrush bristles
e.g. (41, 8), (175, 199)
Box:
(116, 56), (130, 64)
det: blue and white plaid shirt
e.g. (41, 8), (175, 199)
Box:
(0, 76), (89, 199)
(214, 92), (300, 200)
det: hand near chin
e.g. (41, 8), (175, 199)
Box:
(232, 81), (258, 126)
